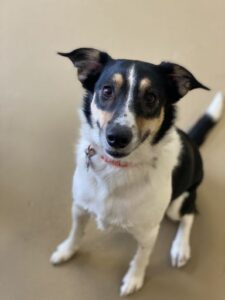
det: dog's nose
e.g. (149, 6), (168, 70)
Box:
(106, 125), (132, 148)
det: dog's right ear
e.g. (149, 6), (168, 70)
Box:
(58, 48), (112, 91)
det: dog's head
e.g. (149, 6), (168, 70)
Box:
(59, 48), (209, 158)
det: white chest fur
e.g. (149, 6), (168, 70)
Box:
(73, 126), (181, 233)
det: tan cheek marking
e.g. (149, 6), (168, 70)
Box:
(112, 73), (124, 91)
(139, 78), (151, 95)
(91, 101), (113, 127)
(136, 108), (165, 136)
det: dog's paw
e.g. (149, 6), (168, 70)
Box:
(50, 239), (78, 265)
(120, 272), (144, 297)
(170, 240), (191, 268)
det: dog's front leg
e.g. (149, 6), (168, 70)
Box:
(120, 225), (160, 296)
(50, 202), (89, 265)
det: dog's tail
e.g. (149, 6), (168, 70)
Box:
(188, 92), (224, 147)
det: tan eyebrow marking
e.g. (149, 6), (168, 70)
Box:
(112, 73), (124, 90)
(139, 78), (151, 95)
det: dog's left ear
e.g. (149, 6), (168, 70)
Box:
(159, 62), (210, 102)
(58, 48), (112, 91)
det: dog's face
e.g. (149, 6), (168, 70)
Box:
(90, 60), (168, 158)
(59, 48), (209, 158)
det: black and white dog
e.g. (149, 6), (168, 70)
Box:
(50, 48), (223, 296)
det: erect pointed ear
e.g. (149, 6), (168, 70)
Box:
(58, 48), (112, 91)
(159, 62), (210, 102)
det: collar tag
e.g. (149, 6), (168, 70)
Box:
(85, 145), (96, 170)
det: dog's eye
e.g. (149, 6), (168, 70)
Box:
(102, 85), (113, 100)
(146, 92), (158, 107)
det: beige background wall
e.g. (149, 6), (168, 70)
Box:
(1, 1), (225, 300)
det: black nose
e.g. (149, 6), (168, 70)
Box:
(106, 124), (133, 149)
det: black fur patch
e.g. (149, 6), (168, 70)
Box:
(82, 91), (93, 127)
(152, 103), (176, 144)
(171, 129), (203, 202)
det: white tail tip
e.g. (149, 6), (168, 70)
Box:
(206, 91), (224, 122)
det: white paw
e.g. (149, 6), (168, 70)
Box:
(170, 240), (191, 268)
(50, 239), (78, 265)
(120, 272), (144, 297)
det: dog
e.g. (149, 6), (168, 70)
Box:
(50, 48), (224, 296)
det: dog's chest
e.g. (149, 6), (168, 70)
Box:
(74, 128), (180, 232)
(74, 156), (172, 231)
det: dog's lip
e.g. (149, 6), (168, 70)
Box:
(105, 149), (130, 158)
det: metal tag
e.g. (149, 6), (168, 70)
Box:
(85, 145), (96, 170)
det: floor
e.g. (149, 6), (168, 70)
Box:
(1, 1), (225, 299)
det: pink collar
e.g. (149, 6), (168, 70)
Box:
(100, 155), (132, 168)
(85, 145), (132, 169)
